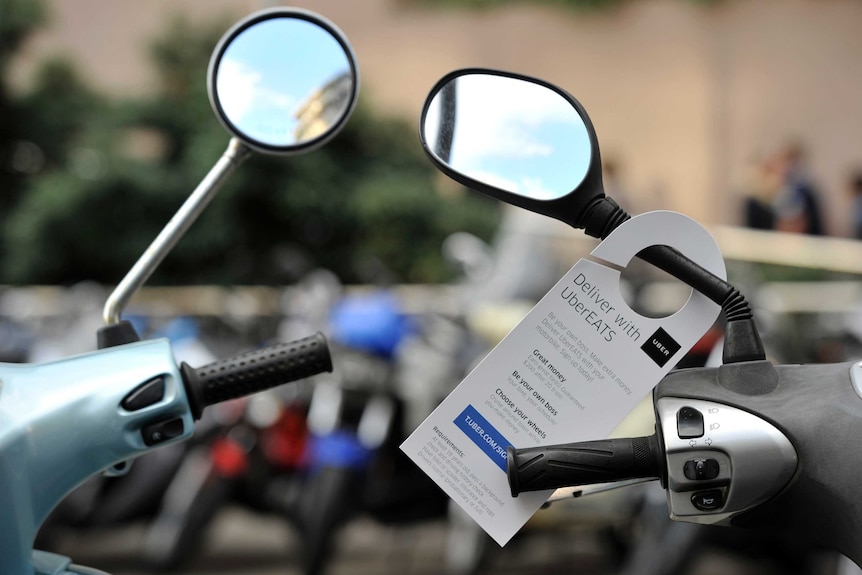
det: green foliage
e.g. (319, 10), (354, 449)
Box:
(3, 161), (174, 284)
(0, 0), (47, 66)
(0, 0), (50, 269)
(0, 11), (500, 285)
(17, 58), (104, 168)
(415, 0), (718, 11)
(416, 0), (623, 10)
(753, 263), (835, 283)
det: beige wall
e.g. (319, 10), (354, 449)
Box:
(12, 0), (862, 233)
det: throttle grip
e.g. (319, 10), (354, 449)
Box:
(182, 332), (332, 419)
(507, 434), (664, 497)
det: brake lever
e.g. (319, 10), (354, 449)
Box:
(546, 477), (656, 505)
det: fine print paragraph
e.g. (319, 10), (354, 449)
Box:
(415, 427), (503, 519)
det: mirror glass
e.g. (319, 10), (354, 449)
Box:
(422, 73), (591, 200)
(211, 14), (357, 151)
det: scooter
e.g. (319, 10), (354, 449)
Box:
(418, 69), (862, 570)
(139, 273), (339, 573)
(0, 7), (359, 575)
(36, 316), (224, 550)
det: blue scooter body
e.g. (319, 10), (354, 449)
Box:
(0, 339), (193, 575)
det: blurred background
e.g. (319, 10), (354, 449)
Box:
(4, 0), (862, 574)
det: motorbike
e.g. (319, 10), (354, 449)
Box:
(141, 284), (419, 575)
(0, 7), (360, 575)
(292, 283), (486, 575)
(141, 260), (490, 575)
(0, 314), (32, 364)
(417, 68), (862, 572)
(138, 272), (337, 573)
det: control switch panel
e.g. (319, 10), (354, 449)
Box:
(657, 397), (797, 526)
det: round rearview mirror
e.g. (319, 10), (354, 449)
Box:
(420, 69), (605, 228)
(208, 8), (359, 155)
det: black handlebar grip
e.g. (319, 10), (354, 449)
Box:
(507, 434), (663, 497)
(182, 332), (332, 419)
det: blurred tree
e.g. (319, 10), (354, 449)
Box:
(412, 0), (717, 10)
(418, 0), (622, 8)
(1, 13), (500, 285)
(18, 58), (105, 170)
(0, 0), (48, 270)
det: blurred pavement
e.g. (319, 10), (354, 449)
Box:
(50, 505), (623, 575)
(48, 503), (779, 575)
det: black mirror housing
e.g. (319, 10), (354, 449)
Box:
(419, 68), (606, 229)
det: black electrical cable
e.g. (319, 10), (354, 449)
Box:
(582, 196), (765, 364)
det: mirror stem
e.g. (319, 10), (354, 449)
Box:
(585, 196), (765, 364)
(103, 138), (252, 325)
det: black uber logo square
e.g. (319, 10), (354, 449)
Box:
(641, 327), (681, 367)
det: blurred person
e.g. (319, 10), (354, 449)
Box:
(740, 156), (777, 230)
(849, 171), (862, 239)
(771, 142), (826, 235)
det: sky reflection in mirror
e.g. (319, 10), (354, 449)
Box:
(215, 17), (354, 147)
(424, 74), (591, 200)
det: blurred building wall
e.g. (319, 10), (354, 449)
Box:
(11, 0), (862, 234)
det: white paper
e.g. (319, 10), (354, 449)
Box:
(401, 211), (727, 545)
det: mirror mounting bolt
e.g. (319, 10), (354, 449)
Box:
(582, 196), (630, 239)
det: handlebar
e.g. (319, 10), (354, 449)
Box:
(182, 331), (333, 419)
(507, 434), (664, 497)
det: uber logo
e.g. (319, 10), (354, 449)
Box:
(641, 327), (681, 367)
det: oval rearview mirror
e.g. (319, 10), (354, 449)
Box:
(208, 8), (359, 155)
(420, 69), (605, 228)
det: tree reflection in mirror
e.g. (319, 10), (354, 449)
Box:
(210, 12), (358, 153)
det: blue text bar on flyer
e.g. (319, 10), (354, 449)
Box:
(454, 405), (512, 472)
